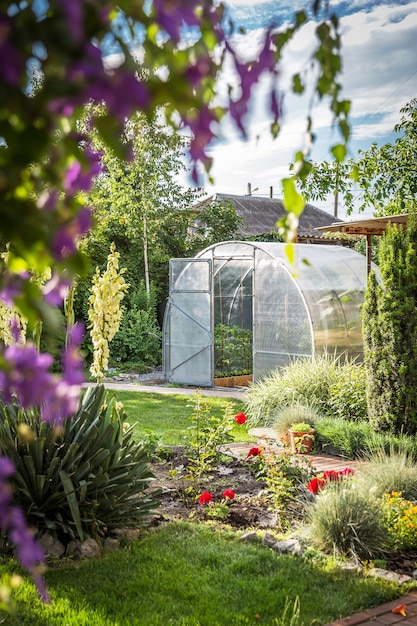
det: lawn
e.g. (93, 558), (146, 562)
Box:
(1, 523), (408, 626)
(106, 389), (254, 446)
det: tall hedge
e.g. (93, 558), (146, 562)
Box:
(362, 216), (417, 434)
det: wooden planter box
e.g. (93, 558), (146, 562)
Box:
(214, 374), (253, 388)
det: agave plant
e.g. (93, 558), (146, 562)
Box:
(0, 385), (160, 542)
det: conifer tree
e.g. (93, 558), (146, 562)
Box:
(363, 215), (417, 434)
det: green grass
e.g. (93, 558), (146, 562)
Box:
(105, 389), (253, 446)
(1, 522), (408, 626)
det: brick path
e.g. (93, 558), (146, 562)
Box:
(324, 591), (417, 625)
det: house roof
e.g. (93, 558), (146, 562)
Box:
(194, 193), (342, 239)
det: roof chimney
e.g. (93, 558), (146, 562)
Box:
(247, 182), (251, 196)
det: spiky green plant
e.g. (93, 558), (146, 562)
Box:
(0, 385), (159, 543)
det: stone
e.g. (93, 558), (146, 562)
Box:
(262, 532), (277, 548)
(239, 531), (258, 542)
(103, 537), (121, 553)
(79, 538), (101, 559)
(38, 533), (65, 559)
(367, 568), (413, 584)
(66, 540), (82, 559)
(273, 539), (303, 556)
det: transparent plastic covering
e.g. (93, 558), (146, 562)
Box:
(163, 241), (374, 385)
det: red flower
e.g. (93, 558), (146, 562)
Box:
(339, 467), (355, 477)
(247, 447), (261, 457)
(223, 489), (235, 500)
(235, 412), (247, 425)
(323, 470), (339, 482)
(198, 491), (213, 505)
(307, 477), (326, 494)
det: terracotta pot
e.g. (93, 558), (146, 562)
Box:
(288, 428), (315, 454)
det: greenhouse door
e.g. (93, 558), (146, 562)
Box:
(163, 258), (212, 386)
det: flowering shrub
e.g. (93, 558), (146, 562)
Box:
(381, 491), (417, 550)
(198, 489), (235, 520)
(307, 468), (355, 494)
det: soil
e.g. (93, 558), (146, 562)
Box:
(149, 446), (417, 578)
(149, 446), (306, 532)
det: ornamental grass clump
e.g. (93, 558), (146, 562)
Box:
(355, 447), (417, 500)
(307, 483), (386, 560)
(244, 354), (364, 428)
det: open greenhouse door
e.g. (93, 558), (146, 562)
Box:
(163, 258), (212, 386)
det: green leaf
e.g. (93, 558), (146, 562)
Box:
(331, 143), (347, 162)
(60, 470), (84, 541)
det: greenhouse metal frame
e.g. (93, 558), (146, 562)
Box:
(162, 241), (373, 386)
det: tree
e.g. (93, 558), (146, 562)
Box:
(362, 216), (417, 435)
(295, 98), (417, 216)
(355, 99), (417, 215)
(87, 109), (198, 296)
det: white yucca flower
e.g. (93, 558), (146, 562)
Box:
(88, 242), (129, 382)
(0, 300), (27, 345)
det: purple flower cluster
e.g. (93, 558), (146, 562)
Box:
(0, 323), (85, 426)
(0, 457), (48, 602)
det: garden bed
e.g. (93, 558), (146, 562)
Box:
(149, 447), (417, 577)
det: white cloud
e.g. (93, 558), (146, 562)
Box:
(197, 0), (417, 205)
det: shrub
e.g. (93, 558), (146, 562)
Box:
(307, 483), (386, 560)
(327, 364), (367, 421)
(184, 392), (234, 478)
(244, 355), (366, 428)
(110, 281), (161, 369)
(0, 385), (160, 544)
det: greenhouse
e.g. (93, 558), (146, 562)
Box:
(162, 241), (375, 387)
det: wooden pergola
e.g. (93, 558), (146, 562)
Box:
(315, 214), (409, 274)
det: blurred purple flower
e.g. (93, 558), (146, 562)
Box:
(42, 273), (72, 306)
(64, 146), (102, 194)
(58, 0), (84, 44)
(153, 0), (200, 42)
(0, 16), (24, 86)
(0, 330), (84, 426)
(187, 106), (216, 182)
(53, 207), (92, 260)
(0, 272), (30, 307)
(50, 42), (149, 122)
(0, 457), (48, 602)
(0, 344), (54, 407)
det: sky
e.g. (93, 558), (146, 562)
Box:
(192, 0), (417, 218)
